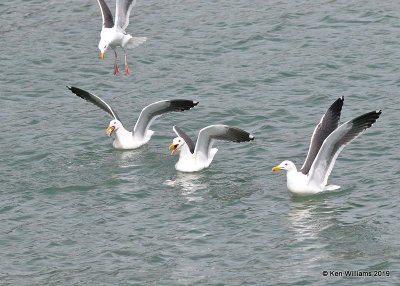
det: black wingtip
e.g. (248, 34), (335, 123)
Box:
(225, 126), (255, 143)
(330, 96), (344, 111)
(67, 86), (81, 95)
(66, 86), (87, 100)
(170, 99), (199, 112)
(352, 109), (382, 130)
(325, 96), (344, 124)
(67, 85), (77, 94)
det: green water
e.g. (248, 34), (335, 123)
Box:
(1, 0), (399, 285)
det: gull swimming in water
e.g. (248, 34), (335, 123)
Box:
(67, 86), (198, 149)
(97, 0), (147, 75)
(169, 125), (254, 172)
(272, 96), (381, 195)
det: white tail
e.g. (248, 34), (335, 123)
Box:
(126, 37), (147, 49)
(324, 185), (340, 191)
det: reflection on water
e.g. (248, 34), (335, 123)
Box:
(114, 149), (143, 168)
(288, 200), (319, 242)
(287, 197), (391, 263)
(287, 198), (335, 252)
(164, 173), (208, 201)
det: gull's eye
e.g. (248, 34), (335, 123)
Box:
(285, 163), (288, 166)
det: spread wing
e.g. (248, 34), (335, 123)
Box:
(301, 96), (344, 175)
(67, 86), (121, 121)
(173, 126), (196, 154)
(115, 0), (136, 30)
(97, 0), (114, 28)
(307, 110), (382, 187)
(133, 99), (198, 139)
(194, 125), (254, 159)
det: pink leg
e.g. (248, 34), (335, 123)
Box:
(124, 50), (130, 75)
(114, 63), (119, 76)
(113, 50), (119, 76)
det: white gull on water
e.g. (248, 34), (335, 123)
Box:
(67, 86), (198, 149)
(169, 125), (254, 172)
(97, 0), (147, 75)
(272, 97), (381, 196)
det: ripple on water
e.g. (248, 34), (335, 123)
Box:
(1, 0), (400, 285)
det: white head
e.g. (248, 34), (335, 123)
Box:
(98, 39), (109, 60)
(168, 137), (186, 155)
(272, 160), (297, 172)
(106, 119), (122, 137)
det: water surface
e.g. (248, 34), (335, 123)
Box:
(1, 0), (399, 285)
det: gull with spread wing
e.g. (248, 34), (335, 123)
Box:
(169, 125), (254, 172)
(67, 86), (198, 149)
(97, 0), (146, 75)
(272, 97), (381, 195)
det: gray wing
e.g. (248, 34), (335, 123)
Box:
(194, 125), (254, 158)
(173, 126), (195, 154)
(67, 86), (121, 121)
(97, 0), (114, 28)
(133, 99), (198, 139)
(307, 110), (382, 187)
(115, 0), (136, 30)
(300, 96), (344, 175)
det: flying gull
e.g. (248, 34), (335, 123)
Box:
(169, 125), (254, 172)
(67, 86), (198, 149)
(97, 0), (147, 75)
(272, 96), (382, 195)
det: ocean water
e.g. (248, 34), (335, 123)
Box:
(1, 0), (399, 285)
